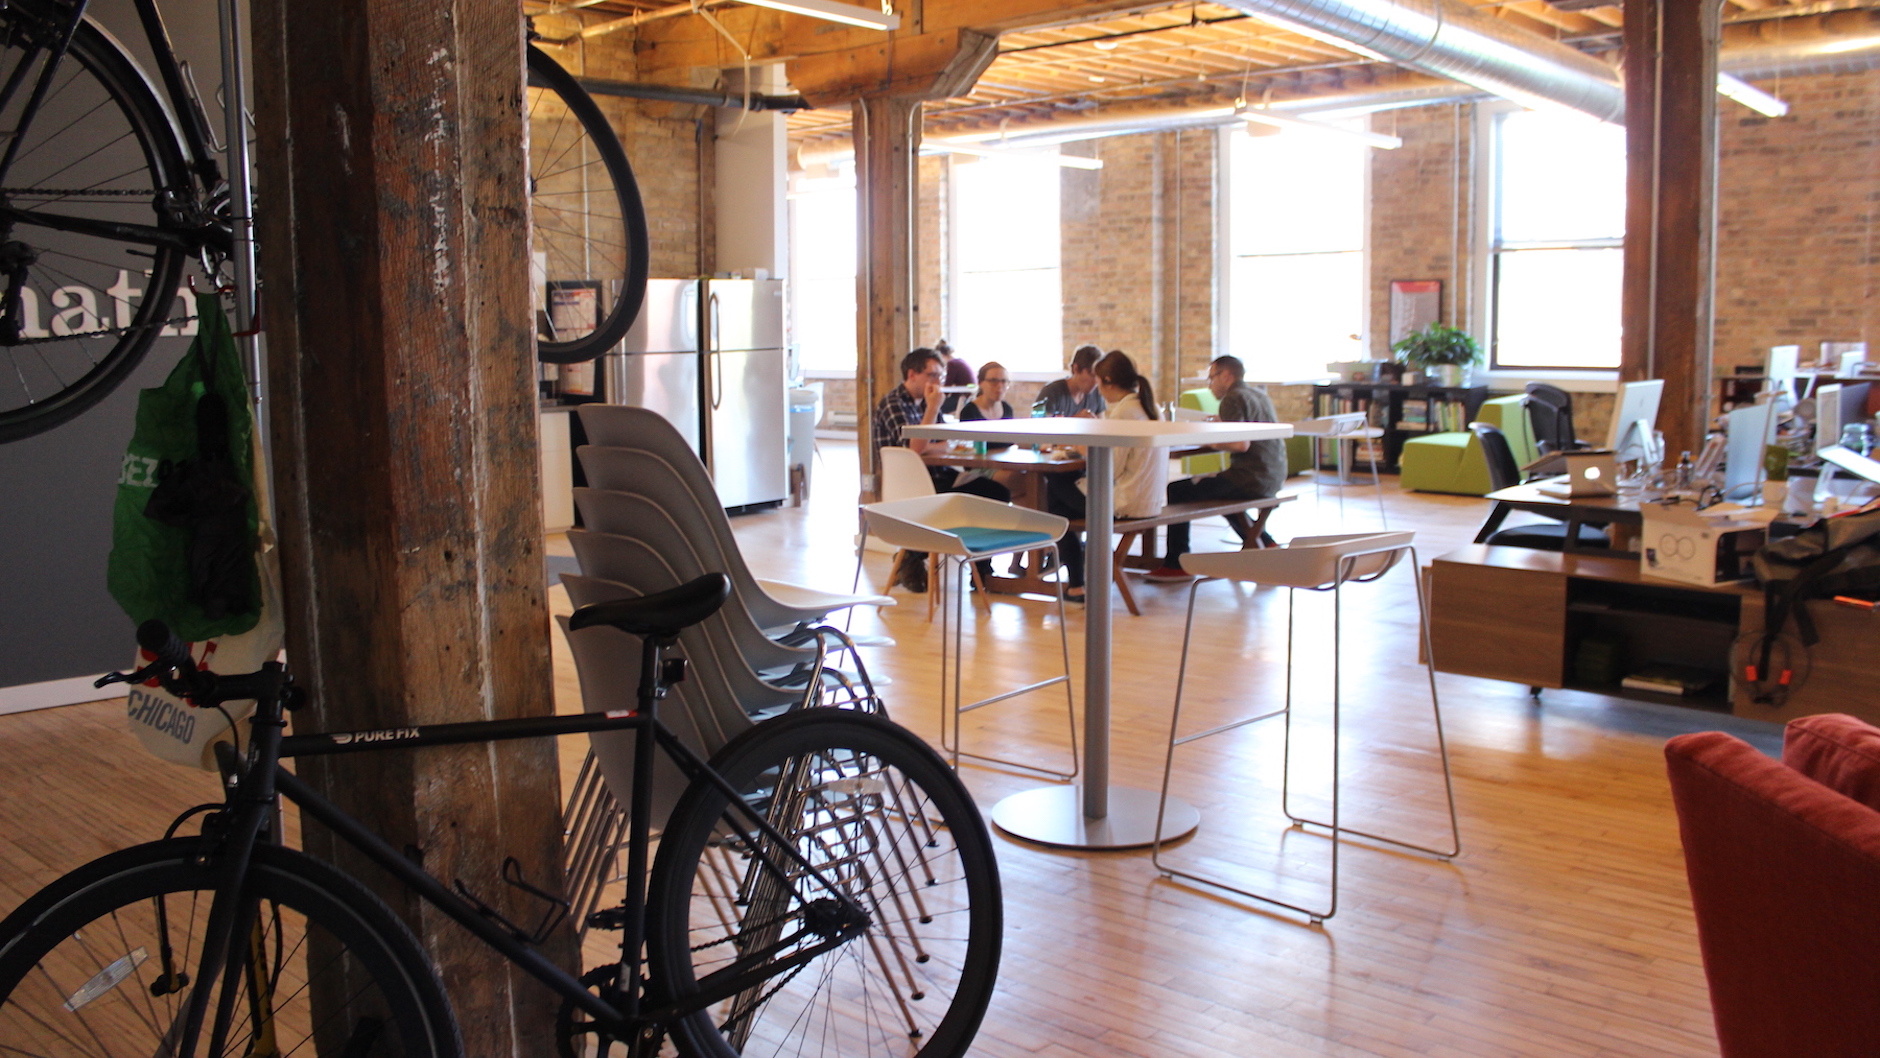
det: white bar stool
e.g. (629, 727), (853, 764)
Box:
(1152, 531), (1460, 923)
(1291, 413), (1389, 526)
(860, 493), (1081, 781)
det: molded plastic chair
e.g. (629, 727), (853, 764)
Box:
(1153, 531), (1461, 923)
(860, 493), (1080, 780)
(1470, 422), (1611, 551)
(577, 406), (895, 633)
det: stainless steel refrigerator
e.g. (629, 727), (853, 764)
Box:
(605, 278), (787, 510)
(701, 278), (788, 510)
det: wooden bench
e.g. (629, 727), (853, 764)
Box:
(1073, 493), (1295, 615)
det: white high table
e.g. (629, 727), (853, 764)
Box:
(903, 417), (1294, 849)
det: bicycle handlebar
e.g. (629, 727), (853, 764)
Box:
(137, 618), (194, 673)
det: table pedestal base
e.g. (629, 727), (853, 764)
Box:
(990, 785), (1199, 850)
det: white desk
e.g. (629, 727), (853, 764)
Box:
(904, 417), (1294, 849)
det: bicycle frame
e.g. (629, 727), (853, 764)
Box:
(0, 0), (228, 251)
(166, 633), (873, 1056)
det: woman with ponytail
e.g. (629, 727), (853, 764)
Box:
(1044, 350), (1168, 601)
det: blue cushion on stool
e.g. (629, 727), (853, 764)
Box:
(950, 527), (1055, 554)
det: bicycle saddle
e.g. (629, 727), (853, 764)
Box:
(569, 573), (732, 638)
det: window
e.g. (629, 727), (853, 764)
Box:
(1222, 123), (1367, 379)
(1490, 108), (1626, 370)
(788, 172), (857, 374)
(949, 151), (1063, 375)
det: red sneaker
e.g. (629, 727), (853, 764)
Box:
(1144, 566), (1194, 583)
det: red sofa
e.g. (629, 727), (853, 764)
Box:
(1665, 714), (1880, 1058)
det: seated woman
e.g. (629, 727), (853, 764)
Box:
(1044, 350), (1168, 602)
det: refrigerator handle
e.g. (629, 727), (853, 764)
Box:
(708, 291), (724, 409)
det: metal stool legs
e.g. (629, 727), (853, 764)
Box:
(937, 544), (1080, 782)
(1152, 544), (1459, 924)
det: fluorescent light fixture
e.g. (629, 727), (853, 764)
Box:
(926, 142), (1104, 169)
(1717, 72), (1790, 117)
(741, 0), (899, 30)
(1237, 107), (1402, 150)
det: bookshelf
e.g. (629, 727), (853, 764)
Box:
(1312, 382), (1489, 473)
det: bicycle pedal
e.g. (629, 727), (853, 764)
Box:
(585, 907), (630, 931)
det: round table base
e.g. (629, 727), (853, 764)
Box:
(990, 785), (1199, 850)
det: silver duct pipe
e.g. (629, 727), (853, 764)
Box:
(1215, 0), (1625, 122)
(1721, 33), (1880, 78)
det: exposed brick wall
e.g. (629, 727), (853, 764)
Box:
(1367, 104), (1477, 358)
(1714, 68), (1880, 372)
(917, 155), (948, 348)
(1061, 132), (1216, 399)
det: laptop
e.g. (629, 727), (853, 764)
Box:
(1536, 450), (1619, 498)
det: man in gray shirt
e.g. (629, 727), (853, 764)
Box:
(1032, 345), (1106, 417)
(1147, 355), (1288, 580)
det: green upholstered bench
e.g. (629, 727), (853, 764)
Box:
(1397, 395), (1540, 495)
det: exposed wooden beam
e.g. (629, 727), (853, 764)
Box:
(1622, 0), (1719, 457)
(853, 96), (924, 499)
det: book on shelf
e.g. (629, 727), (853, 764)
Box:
(1620, 664), (1720, 697)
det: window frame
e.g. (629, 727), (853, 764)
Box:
(1477, 102), (1626, 378)
(944, 149), (1066, 378)
(1215, 123), (1372, 380)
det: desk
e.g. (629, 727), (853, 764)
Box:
(1481, 480), (1643, 555)
(905, 417), (1294, 850)
(1426, 544), (1880, 724)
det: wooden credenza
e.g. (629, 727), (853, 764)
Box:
(1427, 545), (1880, 726)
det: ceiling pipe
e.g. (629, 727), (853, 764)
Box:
(1212, 0), (1626, 122)
(1721, 32), (1880, 78)
(575, 76), (810, 111)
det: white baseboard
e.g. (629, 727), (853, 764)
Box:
(0, 674), (127, 716)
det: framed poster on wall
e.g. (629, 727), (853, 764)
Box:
(1389, 280), (1442, 344)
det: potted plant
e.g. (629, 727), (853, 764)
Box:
(1393, 323), (1483, 387)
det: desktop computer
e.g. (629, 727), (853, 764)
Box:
(1607, 379), (1665, 468)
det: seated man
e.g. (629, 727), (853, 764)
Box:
(872, 347), (1011, 592)
(1032, 344), (1107, 417)
(1145, 355), (1286, 582)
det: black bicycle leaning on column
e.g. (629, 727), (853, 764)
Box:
(0, 573), (1003, 1057)
(0, 0), (648, 442)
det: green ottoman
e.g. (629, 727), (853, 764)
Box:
(1397, 395), (1540, 495)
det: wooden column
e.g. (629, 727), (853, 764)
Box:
(251, 1), (572, 1051)
(854, 95), (923, 500)
(1622, 0), (1721, 457)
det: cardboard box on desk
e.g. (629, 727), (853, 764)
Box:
(1641, 503), (1768, 587)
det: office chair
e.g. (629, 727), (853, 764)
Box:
(1470, 423), (1611, 551)
(1525, 383), (1586, 456)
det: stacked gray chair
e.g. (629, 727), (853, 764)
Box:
(578, 404), (893, 638)
(558, 405), (884, 931)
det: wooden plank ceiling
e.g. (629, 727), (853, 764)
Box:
(530, 0), (1842, 151)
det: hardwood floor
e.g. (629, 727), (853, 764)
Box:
(2, 440), (1775, 1056)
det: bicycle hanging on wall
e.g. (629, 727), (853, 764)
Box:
(0, 0), (649, 442)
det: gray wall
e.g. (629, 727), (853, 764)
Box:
(0, 0), (244, 688)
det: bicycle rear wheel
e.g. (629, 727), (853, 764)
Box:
(0, 0), (195, 443)
(647, 709), (1002, 1058)
(0, 839), (459, 1056)
(526, 44), (649, 365)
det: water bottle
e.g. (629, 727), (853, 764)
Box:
(1841, 423), (1872, 456)
(1031, 398), (1046, 453)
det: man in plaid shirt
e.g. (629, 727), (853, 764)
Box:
(873, 347), (1010, 591)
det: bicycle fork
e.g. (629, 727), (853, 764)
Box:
(611, 633), (678, 1055)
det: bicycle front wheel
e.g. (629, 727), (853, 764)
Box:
(648, 709), (1003, 1058)
(0, 0), (195, 443)
(0, 839), (459, 1056)
(526, 44), (649, 365)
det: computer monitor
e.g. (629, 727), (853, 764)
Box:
(1814, 382), (1869, 456)
(1724, 399), (1780, 501)
(1765, 345), (1801, 400)
(1606, 379), (1665, 465)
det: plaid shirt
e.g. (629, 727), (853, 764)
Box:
(871, 383), (927, 449)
